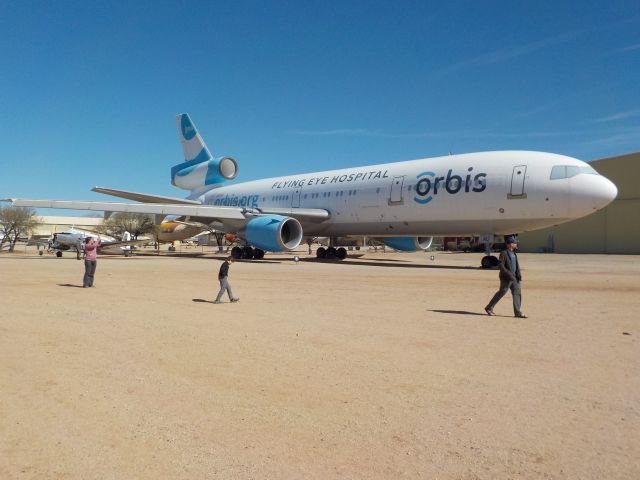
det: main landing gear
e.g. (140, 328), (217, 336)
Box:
(231, 246), (265, 260)
(316, 246), (347, 260)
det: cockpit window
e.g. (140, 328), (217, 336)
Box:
(550, 166), (566, 179)
(550, 165), (599, 180)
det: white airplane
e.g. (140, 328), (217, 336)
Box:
(4, 114), (618, 267)
(42, 228), (139, 258)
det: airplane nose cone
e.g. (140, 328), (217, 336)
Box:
(569, 174), (618, 217)
(598, 177), (618, 208)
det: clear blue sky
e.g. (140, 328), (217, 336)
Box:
(1, 1), (638, 213)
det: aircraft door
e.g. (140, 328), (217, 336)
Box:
(292, 186), (302, 208)
(509, 165), (527, 197)
(389, 176), (405, 204)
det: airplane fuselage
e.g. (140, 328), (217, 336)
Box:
(196, 151), (617, 237)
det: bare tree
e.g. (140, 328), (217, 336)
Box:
(0, 206), (41, 252)
(99, 213), (155, 240)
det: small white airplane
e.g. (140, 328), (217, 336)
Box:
(4, 114), (618, 267)
(41, 228), (139, 258)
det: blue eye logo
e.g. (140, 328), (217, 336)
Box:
(181, 115), (196, 140)
(414, 171), (436, 204)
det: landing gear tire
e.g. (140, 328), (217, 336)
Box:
(56, 251), (62, 258)
(336, 247), (347, 260)
(39, 250), (43, 256)
(242, 246), (254, 259)
(253, 248), (265, 259)
(231, 246), (243, 259)
(316, 247), (326, 259)
(326, 247), (337, 259)
(481, 255), (499, 268)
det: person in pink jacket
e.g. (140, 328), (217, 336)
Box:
(83, 236), (101, 288)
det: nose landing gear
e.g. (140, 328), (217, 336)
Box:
(481, 255), (499, 268)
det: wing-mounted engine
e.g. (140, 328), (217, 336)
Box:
(244, 215), (303, 252)
(383, 236), (433, 252)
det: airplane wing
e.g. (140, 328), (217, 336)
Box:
(91, 187), (201, 205)
(98, 238), (151, 250)
(27, 235), (51, 246)
(3, 199), (331, 226)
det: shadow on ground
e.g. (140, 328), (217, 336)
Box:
(430, 309), (491, 317)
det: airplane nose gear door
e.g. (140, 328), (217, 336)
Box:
(508, 165), (527, 199)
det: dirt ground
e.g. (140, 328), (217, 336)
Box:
(1, 246), (639, 479)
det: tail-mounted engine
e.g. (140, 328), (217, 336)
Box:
(171, 156), (237, 191)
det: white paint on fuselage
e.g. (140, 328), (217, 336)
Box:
(196, 151), (617, 237)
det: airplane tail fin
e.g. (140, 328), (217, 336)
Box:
(176, 113), (213, 165)
(171, 114), (237, 194)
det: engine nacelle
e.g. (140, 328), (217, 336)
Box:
(171, 156), (238, 191)
(245, 215), (303, 252)
(383, 236), (433, 252)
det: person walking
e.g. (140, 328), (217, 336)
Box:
(83, 236), (101, 288)
(485, 236), (527, 318)
(214, 256), (239, 304)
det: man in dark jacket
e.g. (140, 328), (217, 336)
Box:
(485, 236), (527, 318)
(214, 256), (239, 304)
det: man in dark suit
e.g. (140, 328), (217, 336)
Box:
(485, 236), (527, 318)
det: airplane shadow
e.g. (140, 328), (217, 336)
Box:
(294, 258), (479, 270)
(430, 309), (503, 317)
(57, 283), (85, 288)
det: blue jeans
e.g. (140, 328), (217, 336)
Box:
(215, 277), (234, 302)
(83, 260), (97, 287)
